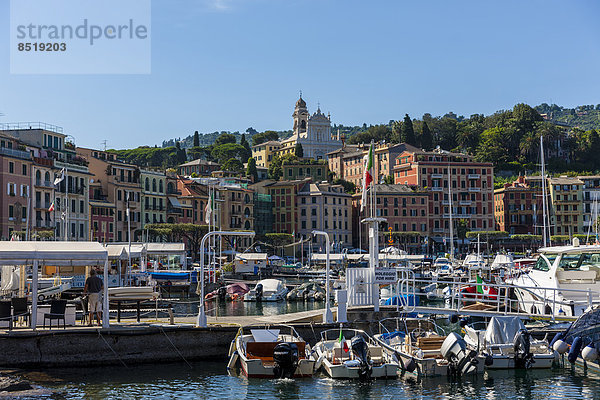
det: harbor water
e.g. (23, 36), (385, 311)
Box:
(22, 361), (600, 399)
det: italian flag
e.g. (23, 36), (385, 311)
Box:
(360, 143), (375, 212)
(48, 202), (55, 212)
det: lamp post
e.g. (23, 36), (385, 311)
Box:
(196, 230), (255, 327)
(312, 230), (333, 323)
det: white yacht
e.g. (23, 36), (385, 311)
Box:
(507, 240), (600, 316)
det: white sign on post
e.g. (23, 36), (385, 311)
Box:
(374, 268), (397, 284)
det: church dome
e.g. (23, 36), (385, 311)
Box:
(295, 97), (306, 108)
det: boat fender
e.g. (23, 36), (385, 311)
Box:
(568, 337), (583, 364)
(549, 332), (564, 348)
(227, 351), (239, 371)
(403, 357), (417, 373)
(484, 355), (494, 366)
(448, 314), (459, 324)
(459, 317), (470, 328)
(553, 339), (569, 355)
(314, 354), (324, 372)
(582, 344), (598, 362)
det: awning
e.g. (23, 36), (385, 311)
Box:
(145, 243), (185, 254)
(0, 241), (107, 266)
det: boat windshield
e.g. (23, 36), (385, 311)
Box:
(533, 255), (556, 271)
(558, 252), (600, 271)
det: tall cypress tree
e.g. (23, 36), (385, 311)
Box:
(421, 121), (433, 150)
(193, 131), (200, 147)
(240, 134), (252, 161)
(401, 114), (416, 146)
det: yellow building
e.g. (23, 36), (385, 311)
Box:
(251, 140), (281, 168)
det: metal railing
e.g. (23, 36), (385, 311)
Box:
(391, 270), (599, 321)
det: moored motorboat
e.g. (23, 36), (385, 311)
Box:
(313, 328), (398, 379)
(205, 282), (250, 301)
(243, 279), (288, 302)
(463, 316), (556, 369)
(373, 318), (482, 378)
(227, 326), (316, 378)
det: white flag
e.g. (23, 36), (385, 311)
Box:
(204, 192), (213, 224)
(54, 168), (65, 186)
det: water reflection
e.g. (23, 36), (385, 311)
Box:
(21, 361), (600, 400)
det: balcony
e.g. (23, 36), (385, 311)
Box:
(430, 187), (443, 192)
(431, 174), (443, 179)
(0, 147), (31, 160)
(35, 180), (54, 188)
(467, 174), (480, 179)
(468, 187), (481, 192)
(459, 200), (472, 206)
(441, 200), (450, 205)
(433, 228), (444, 233)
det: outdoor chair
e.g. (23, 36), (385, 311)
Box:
(0, 301), (12, 330)
(11, 297), (30, 328)
(43, 299), (67, 330)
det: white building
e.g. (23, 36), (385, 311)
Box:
(278, 96), (342, 160)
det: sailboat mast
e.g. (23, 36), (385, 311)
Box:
(540, 135), (550, 247)
(448, 166), (454, 261)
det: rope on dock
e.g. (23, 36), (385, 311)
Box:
(97, 330), (128, 368)
(159, 325), (193, 369)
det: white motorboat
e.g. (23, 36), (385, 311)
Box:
(463, 316), (556, 369)
(313, 328), (398, 379)
(227, 326), (316, 378)
(507, 240), (600, 316)
(243, 279), (288, 302)
(108, 286), (158, 301)
(433, 257), (454, 277)
(373, 318), (482, 378)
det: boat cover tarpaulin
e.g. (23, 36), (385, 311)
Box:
(148, 271), (190, 281)
(484, 316), (526, 345)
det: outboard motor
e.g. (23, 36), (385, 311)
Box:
(255, 283), (263, 301)
(273, 342), (299, 379)
(513, 329), (534, 368)
(440, 332), (479, 376)
(350, 335), (372, 380)
(217, 286), (227, 301)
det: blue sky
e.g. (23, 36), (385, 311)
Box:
(1, 0), (600, 149)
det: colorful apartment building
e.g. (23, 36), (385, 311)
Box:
(282, 161), (328, 182)
(266, 178), (310, 235)
(141, 169), (167, 227)
(352, 184), (428, 253)
(493, 176), (542, 234)
(78, 148), (141, 242)
(251, 141), (281, 168)
(393, 147), (494, 243)
(548, 177), (584, 236)
(177, 159), (220, 177)
(297, 181), (352, 250)
(89, 180), (115, 243)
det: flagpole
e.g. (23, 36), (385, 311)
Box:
(65, 167), (68, 241)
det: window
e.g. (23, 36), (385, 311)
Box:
(8, 162), (14, 174)
(22, 164), (27, 175)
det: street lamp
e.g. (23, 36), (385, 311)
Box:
(196, 230), (255, 327)
(312, 230), (333, 324)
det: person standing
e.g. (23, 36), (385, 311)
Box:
(84, 269), (103, 326)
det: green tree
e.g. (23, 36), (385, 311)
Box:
(240, 134), (252, 161)
(146, 223), (208, 262)
(211, 143), (246, 164)
(193, 131), (200, 147)
(246, 157), (258, 182)
(332, 178), (356, 194)
(475, 127), (512, 164)
(421, 121), (433, 150)
(383, 175), (394, 184)
(222, 158), (243, 172)
(401, 114), (416, 145)
(347, 125), (393, 144)
(175, 141), (187, 164)
(215, 133), (237, 146)
(295, 142), (304, 158)
(252, 131), (280, 146)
